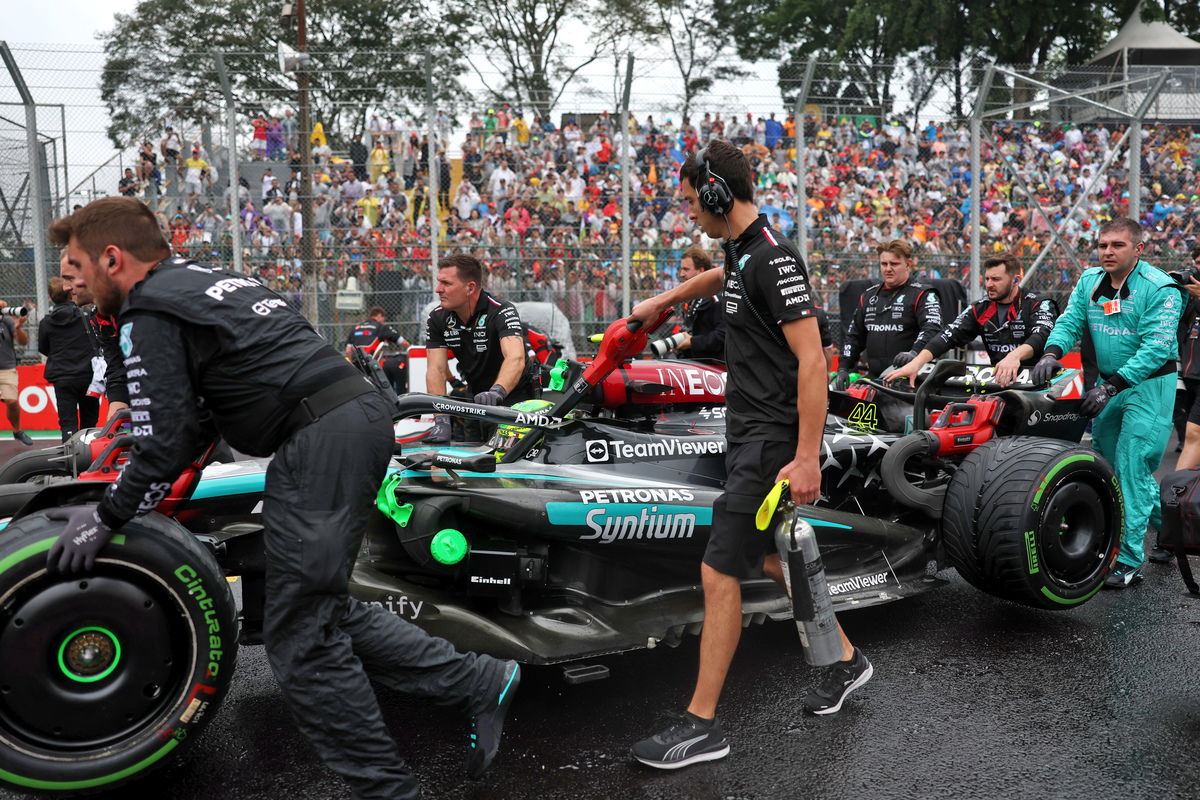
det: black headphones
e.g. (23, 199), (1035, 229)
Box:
(695, 146), (733, 217)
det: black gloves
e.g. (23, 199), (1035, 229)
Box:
(831, 370), (850, 391)
(473, 384), (508, 406)
(1080, 382), (1119, 417)
(1030, 354), (1064, 385)
(425, 414), (452, 443)
(892, 350), (917, 368)
(46, 507), (115, 574)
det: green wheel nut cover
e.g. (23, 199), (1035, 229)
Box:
(430, 528), (469, 565)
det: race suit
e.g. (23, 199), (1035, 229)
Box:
(96, 258), (505, 800)
(841, 279), (942, 377)
(346, 318), (401, 357)
(681, 294), (726, 360)
(1044, 260), (1185, 568)
(923, 289), (1058, 365)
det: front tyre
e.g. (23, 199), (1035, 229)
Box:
(941, 436), (1123, 610)
(0, 509), (237, 794)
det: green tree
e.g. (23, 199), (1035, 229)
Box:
(454, 0), (648, 119)
(646, 0), (749, 122)
(99, 0), (465, 150)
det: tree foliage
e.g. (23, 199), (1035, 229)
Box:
(99, 0), (464, 149)
(644, 0), (748, 122)
(453, 0), (649, 119)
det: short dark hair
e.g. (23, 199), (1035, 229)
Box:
(438, 253), (483, 286)
(1098, 217), (1142, 243)
(682, 246), (713, 271)
(48, 197), (170, 263)
(1190, 246), (1200, 261)
(679, 140), (753, 203)
(49, 276), (70, 304)
(368, 305), (386, 318)
(983, 252), (1022, 277)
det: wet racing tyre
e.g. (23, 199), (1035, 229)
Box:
(941, 436), (1122, 610)
(0, 508), (237, 794)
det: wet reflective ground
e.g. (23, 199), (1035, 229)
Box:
(2, 439), (1199, 799)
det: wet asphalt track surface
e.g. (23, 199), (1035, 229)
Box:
(3, 437), (1200, 799)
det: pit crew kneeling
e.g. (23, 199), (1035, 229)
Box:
(628, 140), (872, 770)
(47, 198), (520, 800)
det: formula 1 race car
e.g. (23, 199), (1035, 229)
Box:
(0, 315), (1122, 794)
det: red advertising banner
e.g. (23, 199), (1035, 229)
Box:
(0, 365), (110, 438)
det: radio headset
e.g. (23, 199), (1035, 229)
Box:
(697, 146), (786, 348)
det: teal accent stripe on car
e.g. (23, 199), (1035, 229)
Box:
(190, 473), (267, 500)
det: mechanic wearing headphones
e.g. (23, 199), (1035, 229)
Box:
(627, 140), (872, 769)
(673, 245), (726, 360)
(833, 239), (941, 387)
(885, 252), (1058, 387)
(424, 253), (532, 443)
(1030, 217), (1184, 589)
(46, 198), (519, 800)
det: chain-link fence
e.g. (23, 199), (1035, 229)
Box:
(3, 44), (1200, 354)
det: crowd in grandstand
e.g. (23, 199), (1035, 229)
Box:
(121, 107), (1200, 332)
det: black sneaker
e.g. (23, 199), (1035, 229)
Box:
(631, 713), (729, 769)
(803, 647), (873, 715)
(12, 430), (32, 446)
(1104, 565), (1144, 589)
(1148, 546), (1172, 564)
(466, 660), (520, 778)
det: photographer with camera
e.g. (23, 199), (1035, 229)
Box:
(652, 246), (727, 361)
(0, 299), (31, 445)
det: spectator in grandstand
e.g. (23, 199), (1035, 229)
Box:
(118, 168), (140, 198)
(160, 125), (182, 176)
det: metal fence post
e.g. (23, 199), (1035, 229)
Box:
(212, 51), (243, 275)
(794, 59), (816, 264)
(0, 42), (48, 314)
(968, 65), (995, 303)
(425, 53), (439, 284)
(620, 53), (634, 316)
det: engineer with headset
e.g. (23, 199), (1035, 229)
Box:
(627, 140), (873, 769)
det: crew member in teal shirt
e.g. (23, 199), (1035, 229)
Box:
(1031, 217), (1185, 588)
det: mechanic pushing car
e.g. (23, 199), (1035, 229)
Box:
(885, 252), (1059, 387)
(46, 198), (520, 800)
(424, 253), (532, 444)
(1031, 217), (1184, 589)
(834, 239), (942, 387)
(627, 140), (872, 769)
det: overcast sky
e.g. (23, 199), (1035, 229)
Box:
(6, 1), (138, 45)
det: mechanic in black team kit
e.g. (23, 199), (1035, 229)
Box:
(674, 245), (726, 360)
(833, 239), (942, 386)
(885, 251), (1059, 387)
(345, 304), (409, 359)
(424, 253), (531, 443)
(628, 140), (872, 769)
(46, 198), (519, 800)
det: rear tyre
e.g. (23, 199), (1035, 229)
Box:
(942, 436), (1122, 610)
(0, 448), (71, 485)
(0, 509), (237, 794)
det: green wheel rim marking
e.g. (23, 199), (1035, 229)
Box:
(0, 534), (127, 578)
(0, 738), (180, 790)
(57, 626), (121, 683)
(1039, 582), (1104, 606)
(1032, 454), (1093, 507)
